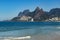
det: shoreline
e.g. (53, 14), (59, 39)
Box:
(0, 31), (60, 40)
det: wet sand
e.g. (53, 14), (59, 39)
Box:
(29, 31), (60, 40)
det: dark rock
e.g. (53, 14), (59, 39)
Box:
(33, 7), (45, 21)
(18, 9), (30, 17)
(49, 8), (60, 18)
(18, 12), (23, 17)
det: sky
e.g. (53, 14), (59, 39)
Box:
(0, 0), (60, 20)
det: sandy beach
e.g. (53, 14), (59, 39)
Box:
(29, 31), (60, 40)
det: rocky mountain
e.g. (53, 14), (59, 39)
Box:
(11, 7), (60, 22)
(33, 7), (45, 21)
(18, 10), (30, 17)
(49, 8), (60, 19)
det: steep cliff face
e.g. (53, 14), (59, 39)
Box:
(33, 7), (45, 21)
(18, 12), (23, 17)
(49, 8), (60, 18)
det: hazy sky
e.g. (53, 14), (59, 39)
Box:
(0, 0), (60, 20)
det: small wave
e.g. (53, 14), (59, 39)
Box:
(0, 36), (31, 40)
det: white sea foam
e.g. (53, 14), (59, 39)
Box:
(0, 36), (31, 40)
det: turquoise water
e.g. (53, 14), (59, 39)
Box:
(0, 22), (60, 37)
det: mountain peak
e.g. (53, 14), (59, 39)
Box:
(35, 7), (40, 11)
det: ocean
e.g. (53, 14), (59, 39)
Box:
(0, 22), (60, 40)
